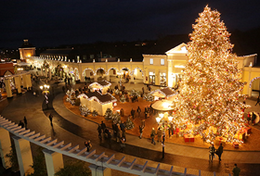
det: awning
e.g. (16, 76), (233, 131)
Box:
(151, 99), (174, 111)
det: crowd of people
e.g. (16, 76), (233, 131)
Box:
(97, 121), (126, 152)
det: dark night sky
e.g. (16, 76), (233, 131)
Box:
(1, 0), (260, 48)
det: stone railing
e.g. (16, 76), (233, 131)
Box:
(0, 116), (230, 176)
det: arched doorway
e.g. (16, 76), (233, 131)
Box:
(249, 77), (260, 97)
(82, 68), (94, 83)
(96, 68), (106, 82)
(131, 67), (143, 79)
(120, 68), (130, 79)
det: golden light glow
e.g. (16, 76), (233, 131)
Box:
(171, 5), (248, 144)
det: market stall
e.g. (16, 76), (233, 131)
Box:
(78, 91), (117, 116)
(151, 87), (177, 101)
(88, 80), (111, 94)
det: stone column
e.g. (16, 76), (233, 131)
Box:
(0, 127), (12, 169)
(94, 75), (97, 82)
(12, 136), (33, 176)
(42, 149), (64, 176)
(143, 69), (148, 84)
(26, 74), (31, 89)
(130, 74), (134, 83)
(14, 76), (22, 94)
(4, 79), (12, 98)
(106, 74), (110, 81)
(89, 164), (111, 176)
(22, 75), (27, 89)
(167, 60), (173, 87)
(78, 65), (83, 82)
(155, 69), (160, 85)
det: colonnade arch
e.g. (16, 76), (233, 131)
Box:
(107, 67), (118, 76)
(249, 77), (260, 97)
(82, 68), (95, 78)
(95, 67), (106, 76)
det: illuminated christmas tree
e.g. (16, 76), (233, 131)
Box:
(173, 5), (248, 144)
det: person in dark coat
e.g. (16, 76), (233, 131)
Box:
(232, 164), (240, 176)
(131, 109), (135, 119)
(209, 144), (216, 161)
(120, 121), (125, 132)
(101, 121), (106, 133)
(137, 106), (141, 118)
(216, 143), (224, 161)
(139, 125), (144, 139)
(49, 114), (53, 127)
(151, 128), (156, 145)
(157, 127), (162, 142)
(84, 140), (92, 152)
(23, 116), (27, 129)
(120, 108), (124, 117)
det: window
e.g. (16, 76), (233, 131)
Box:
(150, 58), (153, 65)
(161, 59), (164, 65)
(149, 72), (155, 76)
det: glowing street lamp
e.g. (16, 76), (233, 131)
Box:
(159, 113), (164, 118)
(40, 84), (50, 94)
(156, 117), (161, 124)
(40, 84), (50, 109)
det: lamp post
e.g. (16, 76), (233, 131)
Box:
(118, 72), (122, 87)
(40, 84), (50, 109)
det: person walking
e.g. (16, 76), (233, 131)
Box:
(151, 128), (156, 145)
(162, 141), (165, 159)
(84, 140), (92, 152)
(141, 119), (145, 127)
(144, 107), (148, 119)
(209, 144), (216, 161)
(101, 121), (106, 133)
(255, 95), (260, 106)
(131, 109), (135, 119)
(216, 143), (224, 161)
(49, 113), (53, 127)
(23, 116), (27, 129)
(139, 125), (144, 139)
(137, 106), (141, 118)
(232, 163), (240, 176)
(120, 108), (124, 117)
(157, 127), (162, 143)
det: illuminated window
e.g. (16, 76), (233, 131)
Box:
(150, 58), (153, 65)
(161, 59), (164, 65)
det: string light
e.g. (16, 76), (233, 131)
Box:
(172, 5), (249, 144)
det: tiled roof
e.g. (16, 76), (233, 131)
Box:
(84, 91), (116, 104)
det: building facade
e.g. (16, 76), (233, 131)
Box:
(23, 43), (260, 97)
